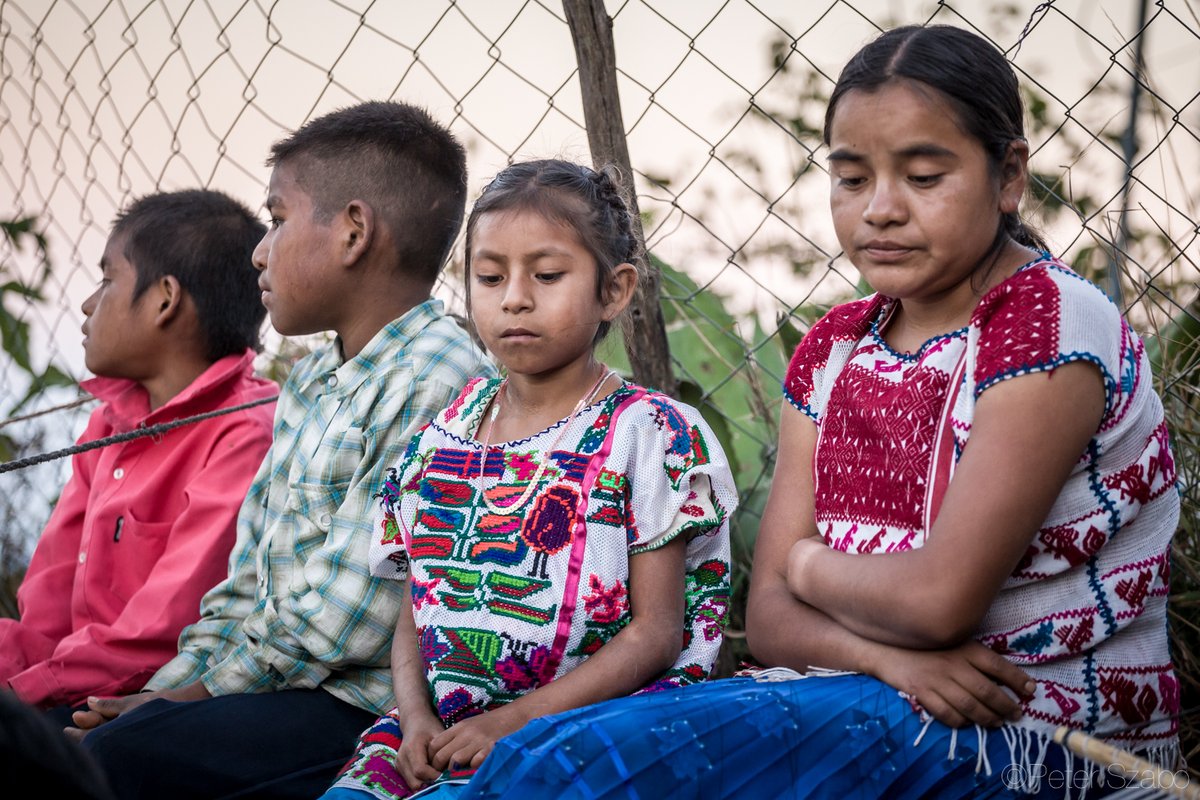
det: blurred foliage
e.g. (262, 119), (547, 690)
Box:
(0, 218), (75, 415)
(0, 216), (75, 619)
(1149, 298), (1200, 766)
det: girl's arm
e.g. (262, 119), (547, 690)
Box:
(747, 401), (876, 672)
(427, 534), (687, 772)
(389, 580), (445, 791)
(788, 362), (1106, 649)
(747, 404), (1033, 728)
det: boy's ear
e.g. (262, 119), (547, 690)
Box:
(339, 200), (374, 267)
(998, 138), (1030, 215)
(601, 262), (639, 321)
(151, 275), (184, 328)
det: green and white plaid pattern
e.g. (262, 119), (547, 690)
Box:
(146, 300), (496, 714)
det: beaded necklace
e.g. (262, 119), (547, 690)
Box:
(476, 366), (616, 515)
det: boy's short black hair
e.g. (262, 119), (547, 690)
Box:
(0, 692), (117, 800)
(266, 101), (468, 285)
(113, 189), (267, 362)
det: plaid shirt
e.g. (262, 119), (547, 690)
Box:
(146, 300), (495, 714)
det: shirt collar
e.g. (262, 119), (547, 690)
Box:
(303, 299), (446, 397)
(82, 349), (258, 431)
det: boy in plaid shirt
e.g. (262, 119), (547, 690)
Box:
(73, 101), (495, 799)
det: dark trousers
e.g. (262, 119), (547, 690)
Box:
(82, 688), (376, 800)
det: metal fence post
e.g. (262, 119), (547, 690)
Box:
(1110, 0), (1150, 310)
(563, 0), (677, 397)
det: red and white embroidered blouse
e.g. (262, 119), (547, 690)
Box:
(784, 255), (1179, 755)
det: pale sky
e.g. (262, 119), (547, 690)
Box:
(1, 0), (1196, 380)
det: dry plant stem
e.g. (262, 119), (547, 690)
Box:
(1053, 727), (1199, 799)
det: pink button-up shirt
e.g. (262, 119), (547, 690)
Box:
(0, 350), (276, 707)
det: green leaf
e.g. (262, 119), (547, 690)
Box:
(0, 305), (34, 372)
(9, 366), (78, 415)
(653, 255), (777, 489)
(0, 216), (39, 244)
(0, 280), (45, 302)
(774, 312), (806, 364)
(1146, 300), (1200, 377)
(595, 326), (632, 378)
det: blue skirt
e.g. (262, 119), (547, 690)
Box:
(457, 673), (1088, 799)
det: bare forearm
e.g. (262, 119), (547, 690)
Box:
(788, 542), (979, 648)
(390, 589), (439, 728)
(746, 579), (888, 676)
(505, 616), (680, 725)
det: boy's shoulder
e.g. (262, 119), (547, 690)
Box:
(400, 305), (494, 378)
(85, 350), (274, 432)
(279, 337), (341, 392)
(281, 301), (493, 393)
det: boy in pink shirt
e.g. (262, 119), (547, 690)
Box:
(0, 189), (276, 725)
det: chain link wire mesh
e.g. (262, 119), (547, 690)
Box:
(2, 0), (1198, 758)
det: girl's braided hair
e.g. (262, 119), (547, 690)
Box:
(464, 159), (641, 342)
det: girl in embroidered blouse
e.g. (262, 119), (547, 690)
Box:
(745, 23), (1180, 796)
(319, 160), (737, 800)
(437, 25), (1181, 800)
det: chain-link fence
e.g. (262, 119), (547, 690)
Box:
(2, 0), (1198, 759)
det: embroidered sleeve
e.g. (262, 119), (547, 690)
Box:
(623, 396), (739, 554)
(783, 297), (880, 420)
(971, 264), (1124, 416)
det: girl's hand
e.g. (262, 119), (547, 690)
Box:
(873, 639), (1035, 729)
(429, 705), (527, 773)
(394, 713), (445, 791)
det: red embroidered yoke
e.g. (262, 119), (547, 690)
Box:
(784, 255), (1179, 753)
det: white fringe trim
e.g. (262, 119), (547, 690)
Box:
(926, 723), (1186, 799)
(748, 666), (859, 683)
(740, 668), (1186, 798)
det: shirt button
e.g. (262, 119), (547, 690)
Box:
(78, 552), (86, 564)
(318, 512), (332, 527)
(113, 467), (125, 479)
(326, 374), (339, 389)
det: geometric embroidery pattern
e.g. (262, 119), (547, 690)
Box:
(367, 375), (735, 741)
(783, 255), (1181, 755)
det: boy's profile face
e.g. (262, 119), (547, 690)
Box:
(252, 161), (342, 337)
(80, 234), (160, 379)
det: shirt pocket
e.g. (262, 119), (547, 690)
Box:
(104, 511), (175, 604)
(286, 478), (352, 555)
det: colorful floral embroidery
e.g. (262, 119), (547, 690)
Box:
(346, 378), (737, 800)
(582, 574), (628, 624)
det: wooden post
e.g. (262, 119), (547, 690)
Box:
(563, 0), (677, 397)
